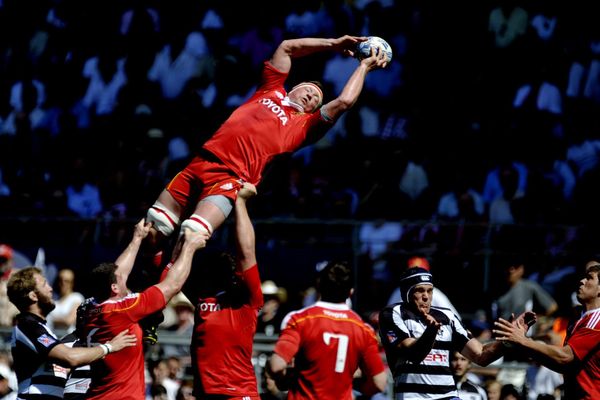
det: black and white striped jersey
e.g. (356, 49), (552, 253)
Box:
(379, 303), (470, 400)
(61, 333), (91, 400)
(11, 312), (67, 400)
(457, 379), (488, 400)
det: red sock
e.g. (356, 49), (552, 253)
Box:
(152, 251), (163, 268)
(159, 262), (173, 282)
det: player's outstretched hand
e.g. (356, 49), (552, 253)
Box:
(512, 311), (537, 334)
(332, 35), (367, 57)
(238, 182), (257, 200)
(183, 228), (209, 251)
(493, 317), (529, 346)
(107, 329), (137, 352)
(133, 218), (152, 240)
(361, 46), (388, 71)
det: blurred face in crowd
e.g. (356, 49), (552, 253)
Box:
(450, 351), (471, 380)
(486, 380), (502, 400)
(57, 269), (75, 297)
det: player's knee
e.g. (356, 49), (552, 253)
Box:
(180, 214), (213, 237)
(146, 202), (180, 237)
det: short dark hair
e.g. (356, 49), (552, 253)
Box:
(89, 263), (118, 302)
(586, 262), (600, 276)
(317, 261), (353, 303)
(7, 267), (42, 311)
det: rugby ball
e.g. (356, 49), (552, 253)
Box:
(355, 36), (393, 63)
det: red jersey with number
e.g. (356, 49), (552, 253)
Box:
(274, 301), (385, 400)
(565, 307), (600, 400)
(202, 62), (332, 185)
(192, 265), (263, 397)
(82, 286), (166, 400)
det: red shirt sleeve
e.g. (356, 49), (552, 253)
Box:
(274, 315), (301, 363)
(359, 331), (386, 378)
(259, 62), (287, 92)
(568, 325), (600, 361)
(125, 286), (167, 322)
(240, 264), (263, 308)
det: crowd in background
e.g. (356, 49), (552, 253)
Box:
(1, 0), (600, 399)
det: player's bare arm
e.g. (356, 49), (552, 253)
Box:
(49, 329), (136, 368)
(322, 47), (388, 121)
(463, 311), (539, 366)
(155, 229), (208, 301)
(235, 183), (257, 272)
(492, 315), (575, 372)
(269, 35), (366, 73)
(114, 219), (152, 287)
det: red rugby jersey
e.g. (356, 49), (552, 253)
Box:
(191, 265), (263, 397)
(565, 308), (600, 400)
(274, 301), (385, 400)
(83, 286), (166, 400)
(203, 62), (331, 185)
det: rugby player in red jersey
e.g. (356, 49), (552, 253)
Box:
(269, 261), (387, 400)
(80, 220), (209, 400)
(143, 35), (388, 260)
(182, 182), (262, 399)
(494, 261), (600, 400)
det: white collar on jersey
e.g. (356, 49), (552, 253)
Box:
(281, 96), (304, 113)
(315, 300), (350, 310)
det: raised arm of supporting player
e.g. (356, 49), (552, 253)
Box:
(235, 183), (257, 272)
(155, 229), (208, 302)
(113, 219), (152, 290)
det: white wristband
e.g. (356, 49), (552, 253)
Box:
(99, 344), (109, 356)
(104, 343), (113, 354)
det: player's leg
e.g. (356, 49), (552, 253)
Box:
(169, 194), (233, 262)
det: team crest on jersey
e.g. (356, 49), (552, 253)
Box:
(37, 333), (56, 347)
(386, 331), (398, 343)
(220, 182), (234, 190)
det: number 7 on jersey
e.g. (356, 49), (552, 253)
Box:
(323, 332), (349, 373)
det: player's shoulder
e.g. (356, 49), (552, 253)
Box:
(580, 308), (600, 330)
(99, 292), (141, 311)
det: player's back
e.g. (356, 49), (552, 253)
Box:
(281, 301), (379, 400)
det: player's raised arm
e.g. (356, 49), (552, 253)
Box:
(321, 47), (388, 122)
(235, 183), (257, 272)
(269, 35), (366, 73)
(113, 219), (152, 289)
(155, 229), (208, 302)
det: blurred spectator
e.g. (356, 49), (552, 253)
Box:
(0, 244), (19, 327)
(488, 1), (528, 49)
(450, 351), (488, 400)
(482, 161), (528, 207)
(359, 220), (402, 283)
(486, 379), (503, 400)
(65, 159), (103, 218)
(492, 256), (558, 321)
(500, 383), (522, 400)
(174, 380), (194, 400)
(0, 359), (17, 400)
(46, 268), (84, 333)
(147, 31), (213, 100)
(257, 280), (287, 337)
(148, 359), (179, 400)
